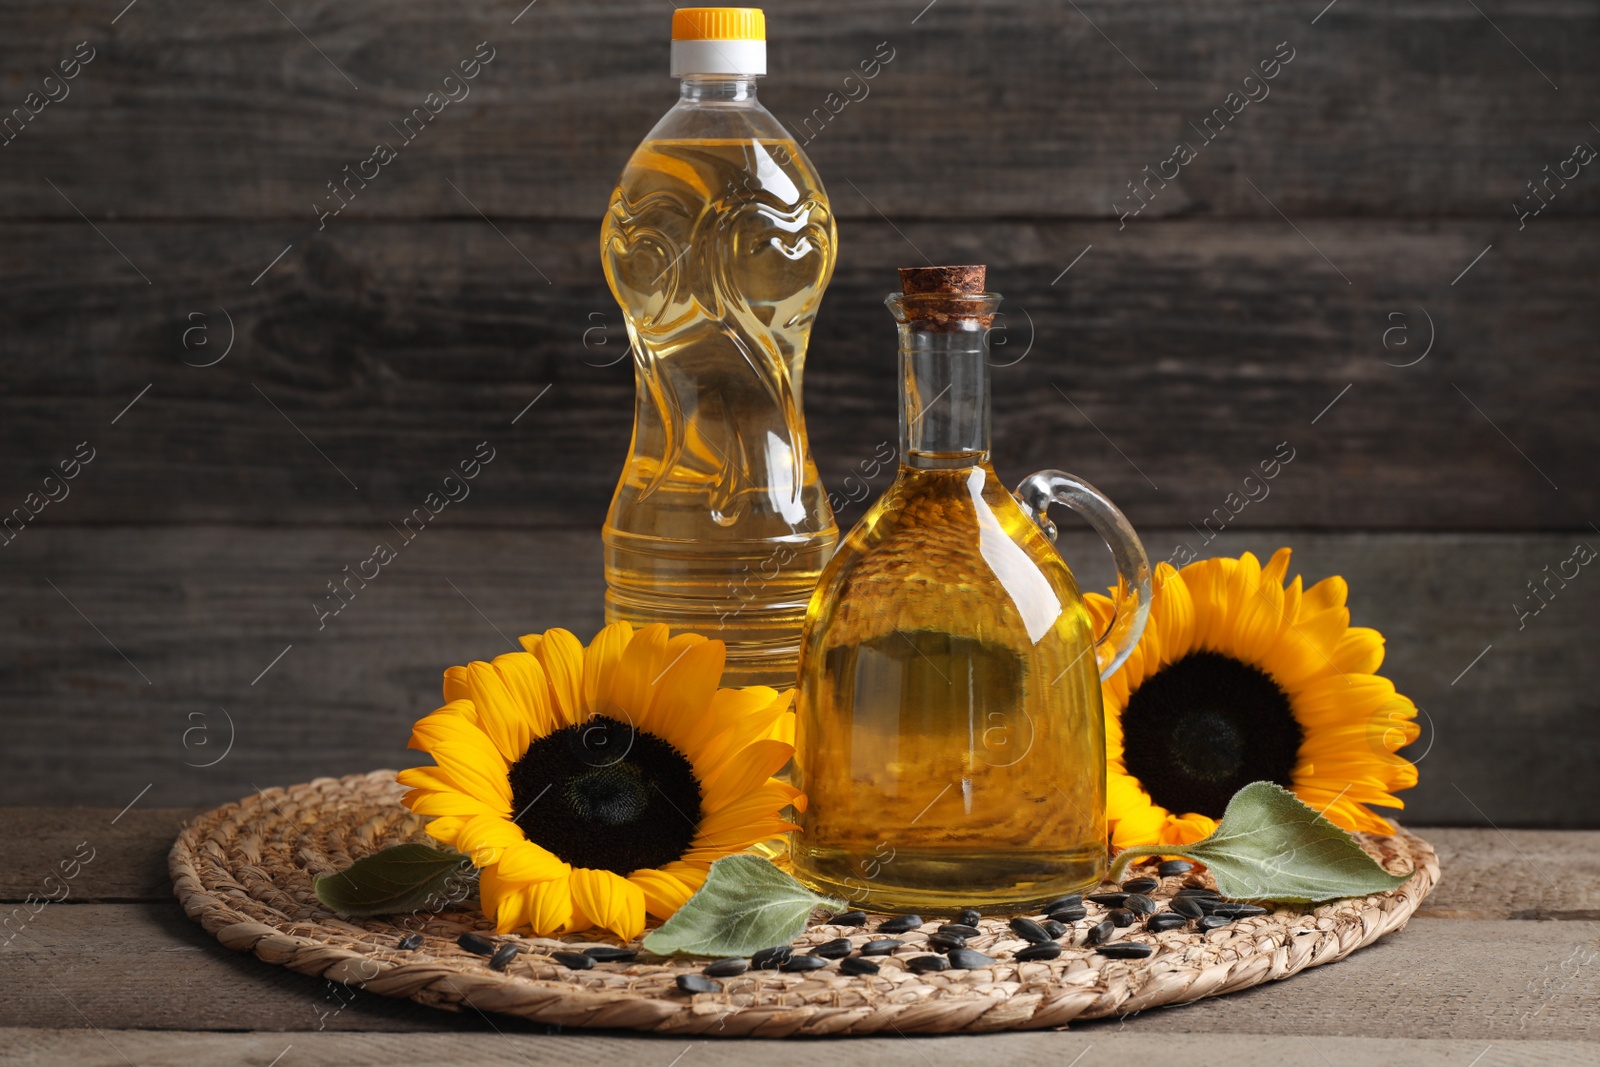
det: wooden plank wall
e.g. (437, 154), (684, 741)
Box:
(1, 1), (1595, 824)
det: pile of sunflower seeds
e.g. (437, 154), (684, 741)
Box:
(671, 859), (1271, 992)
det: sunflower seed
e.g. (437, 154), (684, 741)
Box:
(1124, 893), (1156, 916)
(947, 948), (997, 969)
(1210, 902), (1269, 918)
(907, 955), (949, 974)
(1096, 942), (1155, 960)
(938, 923), (982, 938)
(927, 930), (967, 952)
(1008, 917), (1052, 944)
(582, 946), (638, 962)
(1087, 892), (1128, 907)
(957, 908), (983, 927)
(1170, 896), (1206, 919)
(1145, 912), (1189, 933)
(1121, 877), (1160, 894)
(1041, 894), (1082, 913)
(551, 951), (594, 970)
(456, 933), (497, 957)
(811, 937), (853, 959)
(860, 938), (904, 956)
(703, 958), (749, 977)
(489, 944), (520, 971)
(1042, 920), (1069, 939)
(1158, 859), (1194, 877)
(840, 956), (881, 976)
(1108, 908), (1137, 928)
(1085, 919), (1116, 945)
(397, 933), (424, 951)
(751, 945), (794, 969)
(1174, 886), (1221, 898)
(877, 914), (923, 933)
(676, 974), (720, 994)
(1015, 942), (1063, 962)
(1197, 914), (1234, 931)
(782, 954), (830, 972)
(831, 910), (868, 926)
(1049, 905), (1088, 923)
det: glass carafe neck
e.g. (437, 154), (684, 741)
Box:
(887, 293), (1001, 469)
(678, 75), (760, 104)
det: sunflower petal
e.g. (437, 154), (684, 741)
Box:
(693, 688), (793, 780)
(423, 739), (513, 812)
(1333, 626), (1387, 675)
(527, 876), (580, 935)
(1302, 573), (1349, 615)
(534, 628), (588, 725)
(1159, 812), (1218, 845)
(1261, 547), (1293, 585)
(407, 701), (481, 752)
(700, 737), (794, 812)
(644, 638), (724, 754)
(691, 819), (800, 851)
(1147, 562), (1194, 667)
(568, 867), (646, 941)
(403, 787), (508, 821)
(1107, 772), (1169, 849)
(495, 839), (571, 883)
(466, 660), (536, 764)
(478, 866), (524, 934)
(491, 651), (559, 740)
(696, 781), (800, 841)
(456, 813), (528, 867)
(1217, 551), (1288, 666)
(421, 815), (469, 848)
(605, 622), (669, 724)
(583, 621), (635, 716)
(407, 710), (514, 812)
(396, 765), (469, 796)
(628, 867), (700, 920)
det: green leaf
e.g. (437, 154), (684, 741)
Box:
(1107, 781), (1413, 904)
(313, 843), (472, 917)
(641, 854), (843, 957)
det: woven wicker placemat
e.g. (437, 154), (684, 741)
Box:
(170, 770), (1438, 1036)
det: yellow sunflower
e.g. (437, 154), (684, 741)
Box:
(1085, 548), (1419, 849)
(397, 622), (802, 941)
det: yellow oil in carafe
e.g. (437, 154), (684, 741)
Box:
(600, 138), (838, 688)
(792, 463), (1107, 911)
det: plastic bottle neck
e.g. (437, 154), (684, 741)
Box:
(678, 75), (760, 104)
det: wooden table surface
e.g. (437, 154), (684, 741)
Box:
(3, 808), (1597, 1066)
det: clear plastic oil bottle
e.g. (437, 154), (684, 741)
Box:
(600, 8), (838, 688)
(791, 266), (1152, 912)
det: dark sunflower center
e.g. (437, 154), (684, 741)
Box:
(506, 715), (701, 875)
(1119, 651), (1303, 819)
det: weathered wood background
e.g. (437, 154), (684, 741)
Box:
(2, 0), (1595, 825)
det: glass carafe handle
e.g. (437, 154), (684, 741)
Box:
(1014, 470), (1152, 680)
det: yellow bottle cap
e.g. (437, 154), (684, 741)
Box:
(672, 8), (766, 42)
(670, 8), (767, 76)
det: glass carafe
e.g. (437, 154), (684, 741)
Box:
(600, 8), (838, 689)
(791, 265), (1151, 912)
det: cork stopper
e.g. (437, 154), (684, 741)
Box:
(898, 265), (986, 296)
(891, 264), (995, 329)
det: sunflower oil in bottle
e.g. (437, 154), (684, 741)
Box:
(791, 266), (1153, 913)
(600, 8), (838, 688)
